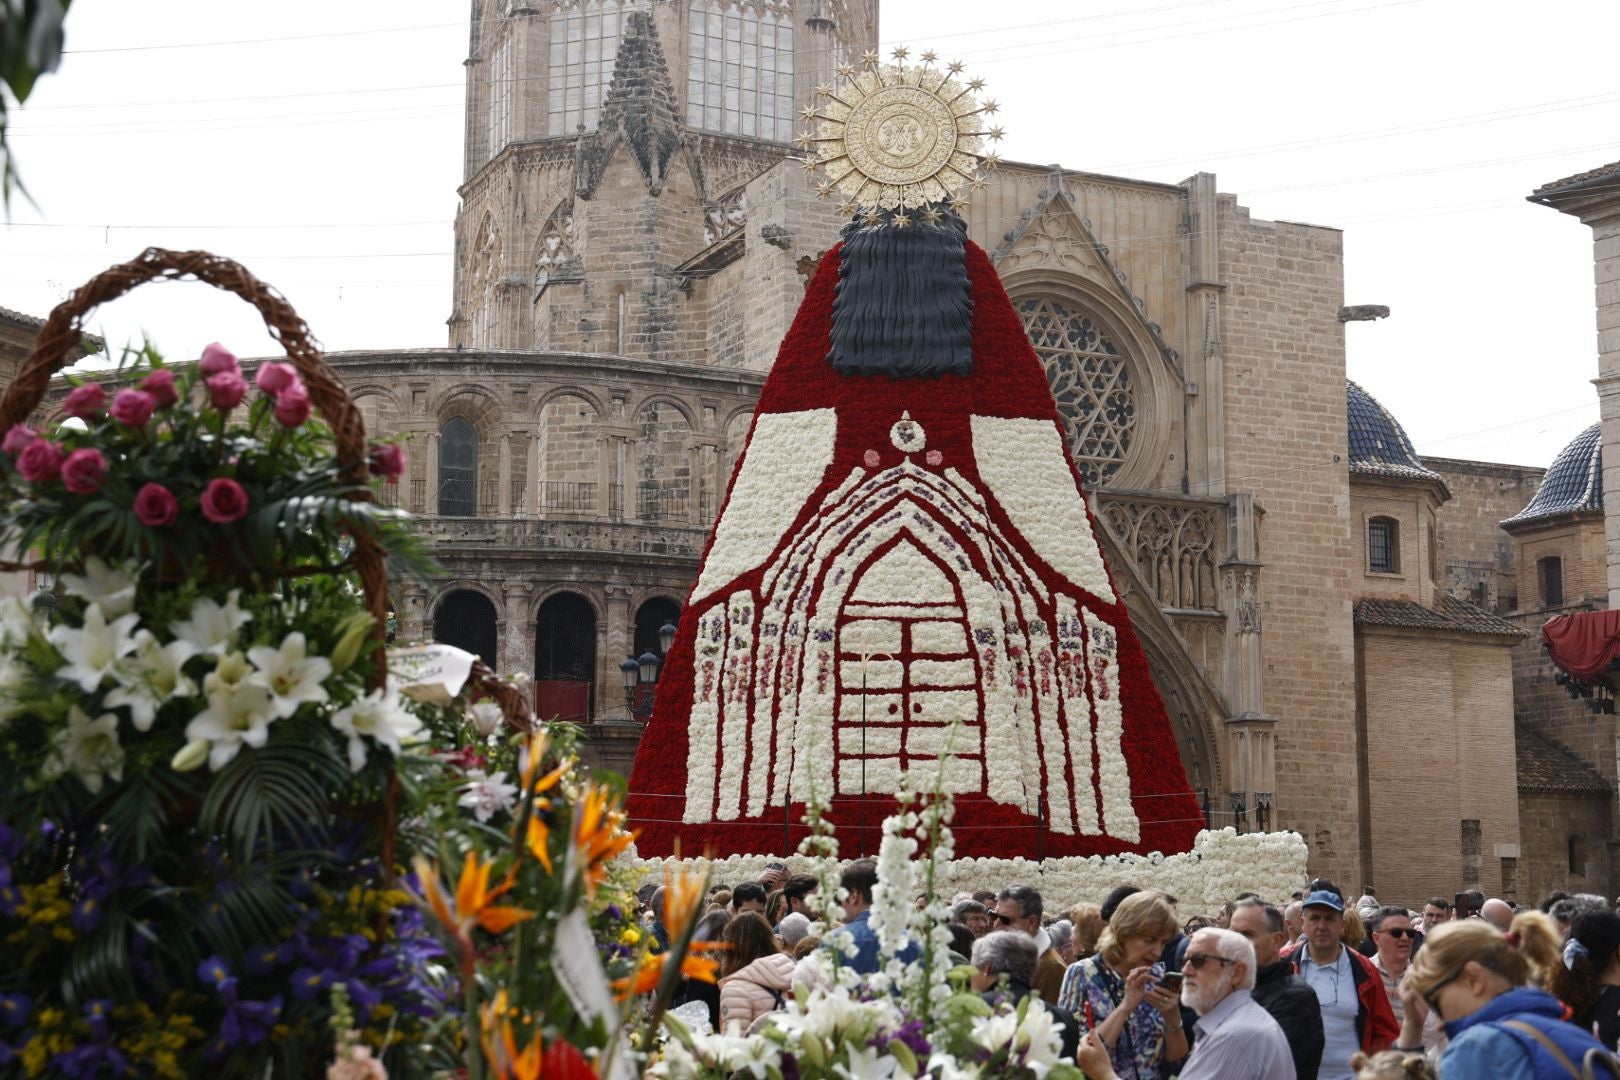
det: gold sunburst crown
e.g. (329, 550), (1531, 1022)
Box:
(797, 50), (1004, 221)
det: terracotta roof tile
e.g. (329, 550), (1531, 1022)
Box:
(1354, 596), (1527, 638)
(1517, 724), (1613, 795)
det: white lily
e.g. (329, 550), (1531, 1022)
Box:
(48, 602), (142, 693)
(457, 769), (518, 823)
(185, 682), (278, 771)
(832, 1043), (897, 1080)
(104, 631), (197, 732)
(467, 700), (504, 738)
(172, 590), (252, 656)
(0, 595), (32, 649)
(60, 556), (140, 617)
(1012, 1002), (1063, 1078)
(247, 632), (331, 719)
(49, 706), (125, 794)
(330, 687), (422, 772)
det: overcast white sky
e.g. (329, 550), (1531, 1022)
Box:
(3, 0), (1616, 467)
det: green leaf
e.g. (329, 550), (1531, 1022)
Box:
(198, 727), (346, 859)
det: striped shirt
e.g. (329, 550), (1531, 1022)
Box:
(1178, 988), (1297, 1080)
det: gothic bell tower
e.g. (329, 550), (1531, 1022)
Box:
(448, 0), (878, 356)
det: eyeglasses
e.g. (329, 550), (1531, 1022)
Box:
(1380, 928), (1417, 940)
(1183, 953), (1238, 971)
(1421, 965), (1466, 1020)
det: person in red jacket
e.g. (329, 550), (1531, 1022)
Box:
(1287, 888), (1399, 1079)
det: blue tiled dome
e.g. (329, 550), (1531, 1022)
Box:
(1504, 422), (1602, 525)
(1347, 380), (1444, 485)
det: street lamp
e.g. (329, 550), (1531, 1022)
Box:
(624, 631), (675, 721)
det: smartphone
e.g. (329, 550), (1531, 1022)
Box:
(766, 861), (787, 873)
(1159, 972), (1185, 992)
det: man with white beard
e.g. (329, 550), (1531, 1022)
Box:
(1082, 927), (1295, 1080)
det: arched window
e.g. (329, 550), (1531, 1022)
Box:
(1016, 297), (1137, 489)
(548, 0), (629, 136)
(634, 596), (681, 659)
(1367, 517), (1399, 574)
(471, 214), (500, 348)
(439, 417), (479, 517)
(536, 593), (597, 722)
(1539, 556), (1564, 608)
(433, 589), (498, 667)
(686, 0), (795, 141)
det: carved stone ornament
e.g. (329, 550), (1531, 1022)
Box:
(799, 52), (1004, 216)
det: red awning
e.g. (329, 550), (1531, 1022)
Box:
(1543, 609), (1620, 682)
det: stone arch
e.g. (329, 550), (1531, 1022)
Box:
(1000, 271), (1177, 493)
(535, 591), (598, 723)
(535, 391), (602, 514)
(533, 198), (579, 288)
(437, 387), (506, 516)
(634, 397), (696, 522)
(432, 587), (500, 668)
(351, 386), (407, 442)
(632, 595), (682, 658)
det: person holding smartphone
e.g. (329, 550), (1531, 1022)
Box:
(1058, 891), (1187, 1079)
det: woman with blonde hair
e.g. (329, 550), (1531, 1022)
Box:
(1509, 909), (1563, 990)
(1349, 1049), (1435, 1079)
(1399, 919), (1616, 1078)
(1343, 907), (1368, 950)
(1057, 891), (1186, 1079)
(1068, 903), (1104, 960)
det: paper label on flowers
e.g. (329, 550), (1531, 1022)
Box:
(391, 643), (477, 706)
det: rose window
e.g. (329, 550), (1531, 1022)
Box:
(1016, 297), (1137, 488)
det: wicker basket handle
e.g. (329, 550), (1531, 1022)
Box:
(0, 248), (389, 677)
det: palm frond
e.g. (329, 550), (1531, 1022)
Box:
(199, 732), (346, 859)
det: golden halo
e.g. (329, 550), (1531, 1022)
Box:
(800, 55), (1003, 216)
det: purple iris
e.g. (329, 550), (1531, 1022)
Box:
(49, 1000), (130, 1078)
(0, 993), (30, 1028)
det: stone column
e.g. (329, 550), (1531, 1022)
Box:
(397, 583), (430, 645)
(526, 429), (541, 517)
(498, 432), (513, 515)
(425, 431), (441, 516)
(603, 583), (634, 720)
(1221, 492), (1275, 819)
(502, 580), (531, 677)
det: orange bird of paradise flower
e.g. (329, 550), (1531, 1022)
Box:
(479, 989), (599, 1079)
(571, 781), (638, 900)
(413, 851), (535, 940)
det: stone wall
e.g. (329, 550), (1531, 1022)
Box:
(1425, 457), (1543, 613)
(1215, 198), (1360, 885)
(1350, 478), (1442, 606)
(1514, 521), (1608, 611)
(1519, 791), (1612, 905)
(1358, 626), (1523, 905)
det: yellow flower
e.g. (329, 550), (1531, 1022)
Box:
(620, 926), (641, 946)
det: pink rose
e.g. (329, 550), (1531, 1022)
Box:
(2, 425), (36, 455)
(255, 361), (297, 395)
(198, 342), (239, 378)
(110, 388), (156, 428)
(132, 482), (179, 527)
(15, 438), (63, 483)
(206, 371), (249, 411)
(273, 381), (311, 427)
(369, 443), (406, 483)
(200, 477), (250, 524)
(60, 448), (108, 495)
(137, 368), (178, 409)
(63, 382), (106, 419)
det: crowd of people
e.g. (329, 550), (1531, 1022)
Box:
(637, 866), (1620, 1078)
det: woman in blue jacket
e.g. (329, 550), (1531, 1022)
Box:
(1403, 920), (1618, 1078)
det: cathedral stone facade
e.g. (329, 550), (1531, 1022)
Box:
(6, 5), (1617, 903)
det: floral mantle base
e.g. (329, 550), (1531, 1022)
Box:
(625, 828), (1307, 915)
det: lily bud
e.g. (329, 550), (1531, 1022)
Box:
(328, 613), (377, 675)
(171, 739), (210, 773)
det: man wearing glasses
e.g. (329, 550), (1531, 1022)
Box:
(992, 884), (1066, 1005)
(1079, 927), (1296, 1079)
(1288, 889), (1399, 1079)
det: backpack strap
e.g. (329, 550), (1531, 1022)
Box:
(1585, 1048), (1620, 1080)
(1503, 1020), (1581, 1079)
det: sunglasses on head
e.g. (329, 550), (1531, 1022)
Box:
(1183, 953), (1238, 971)
(1380, 928), (1417, 940)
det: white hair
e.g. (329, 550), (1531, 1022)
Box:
(1194, 927), (1257, 990)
